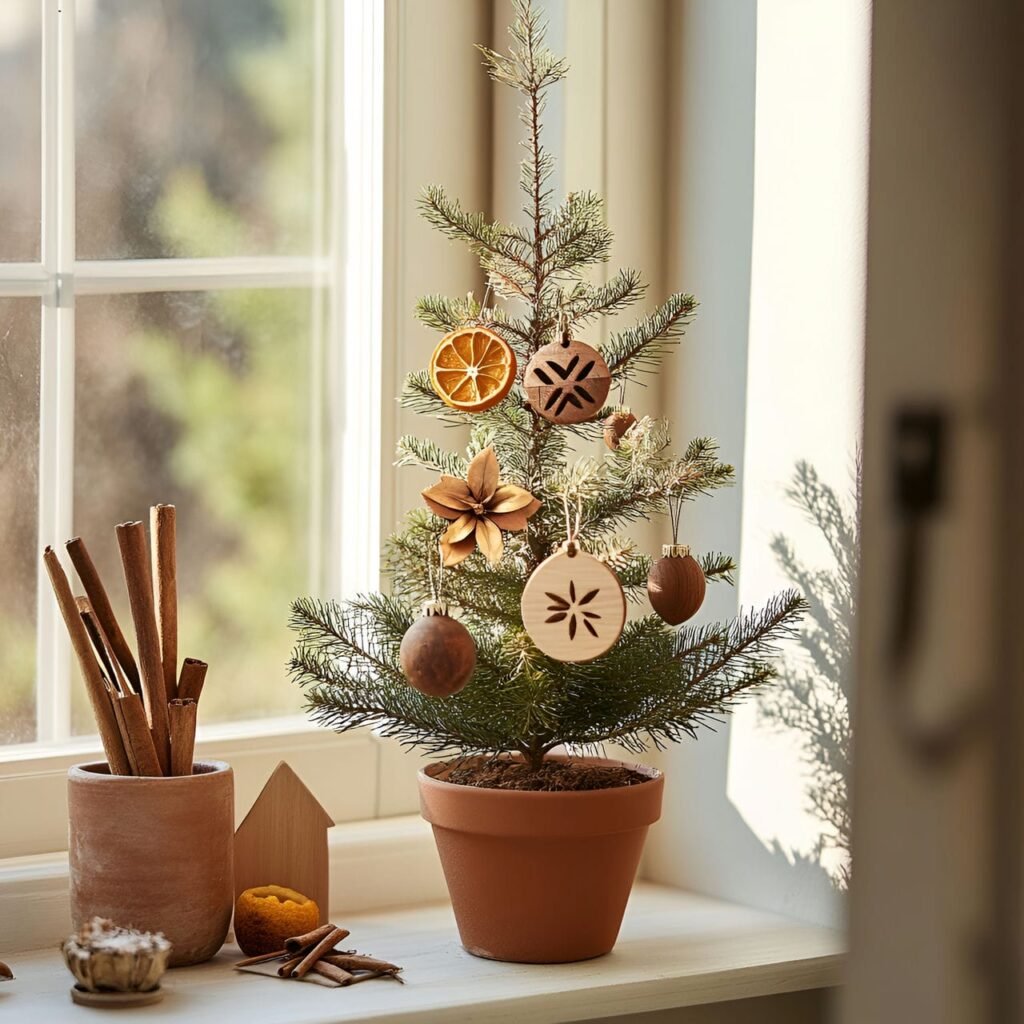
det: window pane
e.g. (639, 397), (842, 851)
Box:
(72, 289), (315, 732)
(0, 299), (40, 744)
(76, 0), (317, 260)
(0, 4), (42, 261)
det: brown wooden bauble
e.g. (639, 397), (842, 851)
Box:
(523, 338), (611, 424)
(647, 545), (706, 625)
(399, 605), (476, 697)
(603, 409), (637, 450)
(521, 545), (626, 662)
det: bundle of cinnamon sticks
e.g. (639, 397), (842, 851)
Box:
(44, 504), (207, 777)
(234, 924), (403, 987)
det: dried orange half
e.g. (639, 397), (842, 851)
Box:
(429, 327), (517, 413)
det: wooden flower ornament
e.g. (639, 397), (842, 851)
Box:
(422, 447), (541, 566)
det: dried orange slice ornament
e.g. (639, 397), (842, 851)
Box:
(429, 327), (517, 413)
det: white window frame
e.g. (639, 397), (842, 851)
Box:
(0, 0), (388, 856)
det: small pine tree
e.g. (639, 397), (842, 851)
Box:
(289, 0), (805, 773)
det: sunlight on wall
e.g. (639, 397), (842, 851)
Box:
(728, 0), (871, 879)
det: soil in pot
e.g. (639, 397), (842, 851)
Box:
(419, 755), (664, 964)
(443, 758), (652, 791)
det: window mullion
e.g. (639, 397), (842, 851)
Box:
(35, 0), (76, 744)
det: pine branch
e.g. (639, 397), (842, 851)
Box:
(565, 269), (646, 324)
(604, 293), (698, 381)
(395, 436), (468, 477)
(418, 186), (535, 293)
(701, 551), (737, 585)
(542, 191), (613, 273)
(553, 591), (806, 751)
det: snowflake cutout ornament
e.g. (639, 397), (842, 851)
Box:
(521, 545), (625, 662)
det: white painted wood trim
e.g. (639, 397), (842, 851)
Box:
(0, 882), (842, 1022)
(71, 256), (331, 294)
(0, 814), (445, 956)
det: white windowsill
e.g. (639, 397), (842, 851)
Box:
(0, 881), (843, 1023)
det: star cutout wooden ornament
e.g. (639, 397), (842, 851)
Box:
(521, 544), (626, 662)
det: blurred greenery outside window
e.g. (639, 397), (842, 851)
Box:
(0, 0), (357, 749)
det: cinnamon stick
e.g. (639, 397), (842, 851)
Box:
(320, 953), (401, 974)
(168, 698), (197, 777)
(150, 504), (178, 703)
(233, 949), (288, 968)
(104, 679), (139, 775)
(78, 598), (133, 698)
(119, 692), (163, 777)
(284, 923), (337, 953)
(78, 598), (118, 687)
(292, 926), (348, 979)
(345, 970), (396, 986)
(115, 521), (171, 775)
(43, 548), (132, 776)
(176, 657), (208, 704)
(66, 536), (141, 695)
(277, 953), (305, 978)
(311, 962), (354, 985)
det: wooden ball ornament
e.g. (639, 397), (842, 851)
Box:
(603, 409), (637, 450)
(521, 543), (626, 662)
(647, 544), (706, 625)
(399, 601), (476, 697)
(524, 335), (611, 424)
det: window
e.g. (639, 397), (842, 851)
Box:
(0, 0), (380, 757)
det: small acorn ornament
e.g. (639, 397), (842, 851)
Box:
(647, 544), (706, 625)
(399, 599), (476, 697)
(523, 316), (611, 424)
(603, 408), (637, 450)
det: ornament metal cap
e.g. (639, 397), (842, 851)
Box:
(421, 599), (458, 618)
(662, 543), (691, 558)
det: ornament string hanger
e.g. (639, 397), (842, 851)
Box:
(560, 488), (584, 557)
(556, 305), (571, 349)
(425, 540), (452, 616)
(472, 283), (495, 326)
(667, 492), (683, 545)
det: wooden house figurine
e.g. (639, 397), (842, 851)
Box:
(234, 761), (333, 924)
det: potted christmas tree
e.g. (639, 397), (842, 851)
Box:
(290, 0), (804, 965)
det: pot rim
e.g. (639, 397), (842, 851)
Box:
(69, 760), (231, 783)
(419, 753), (662, 798)
(418, 754), (664, 837)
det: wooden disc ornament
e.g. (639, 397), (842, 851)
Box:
(399, 600), (476, 697)
(429, 326), (517, 413)
(521, 543), (626, 662)
(647, 544), (706, 625)
(524, 326), (611, 425)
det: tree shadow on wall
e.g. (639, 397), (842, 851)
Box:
(757, 459), (857, 891)
(644, 460), (857, 926)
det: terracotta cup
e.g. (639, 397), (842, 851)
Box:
(68, 760), (234, 967)
(419, 755), (664, 963)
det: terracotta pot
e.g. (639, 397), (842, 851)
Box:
(68, 760), (234, 967)
(418, 755), (664, 963)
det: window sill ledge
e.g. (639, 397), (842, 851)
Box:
(0, 882), (843, 1023)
